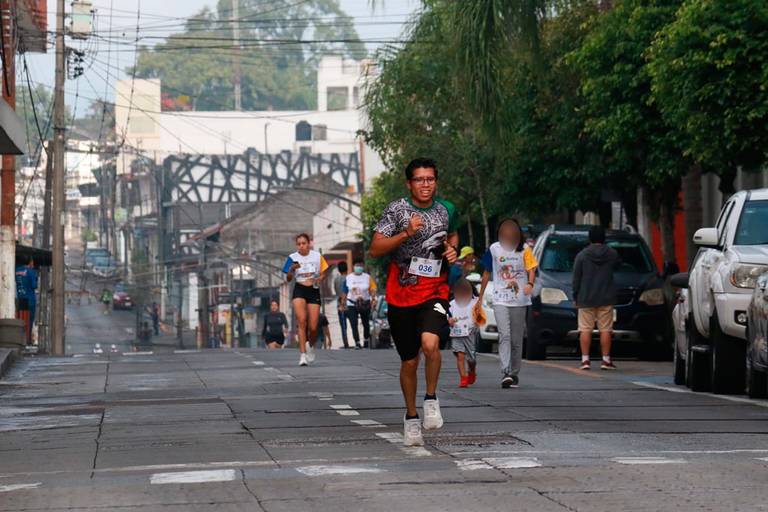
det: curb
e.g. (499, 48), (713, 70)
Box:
(0, 348), (16, 380)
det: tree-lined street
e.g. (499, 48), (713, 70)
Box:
(3, 346), (768, 511)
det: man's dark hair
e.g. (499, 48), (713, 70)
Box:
(589, 225), (606, 244)
(337, 261), (348, 273)
(353, 259), (365, 266)
(404, 158), (438, 180)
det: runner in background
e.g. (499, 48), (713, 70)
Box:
(342, 260), (377, 349)
(369, 158), (459, 447)
(333, 262), (351, 349)
(283, 234), (329, 366)
(475, 218), (538, 389)
(262, 299), (289, 349)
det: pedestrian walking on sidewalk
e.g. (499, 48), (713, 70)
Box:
(342, 260), (377, 349)
(262, 299), (289, 349)
(333, 262), (351, 349)
(283, 233), (329, 366)
(449, 278), (478, 388)
(151, 302), (160, 335)
(369, 157), (459, 447)
(573, 225), (620, 371)
(100, 288), (112, 315)
(476, 217), (538, 389)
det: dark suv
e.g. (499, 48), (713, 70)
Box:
(526, 226), (669, 360)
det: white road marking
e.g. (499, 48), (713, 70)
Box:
(336, 410), (360, 416)
(632, 381), (768, 408)
(150, 469), (237, 485)
(351, 419), (385, 428)
(330, 404), (352, 409)
(756, 457), (768, 463)
(457, 457), (541, 470)
(122, 351), (154, 356)
(252, 361), (265, 366)
(0, 483), (41, 492)
(613, 457), (686, 465)
(486, 457), (542, 469)
(296, 465), (383, 477)
(174, 350), (200, 354)
(376, 432), (403, 443)
(402, 447), (432, 457)
(319, 398), (333, 401)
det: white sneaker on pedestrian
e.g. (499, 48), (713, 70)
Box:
(306, 343), (316, 363)
(403, 416), (424, 446)
(299, 353), (308, 367)
(422, 399), (444, 430)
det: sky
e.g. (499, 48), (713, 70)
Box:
(24, 0), (418, 117)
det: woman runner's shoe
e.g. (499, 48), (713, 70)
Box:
(299, 353), (308, 367)
(306, 344), (316, 363)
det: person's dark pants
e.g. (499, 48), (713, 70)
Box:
(152, 318), (159, 336)
(347, 306), (371, 347)
(338, 308), (349, 347)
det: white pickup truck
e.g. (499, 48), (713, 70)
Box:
(685, 189), (768, 394)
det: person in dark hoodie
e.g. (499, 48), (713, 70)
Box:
(573, 225), (620, 371)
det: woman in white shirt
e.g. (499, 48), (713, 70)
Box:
(342, 260), (377, 349)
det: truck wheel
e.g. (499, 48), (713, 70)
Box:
(710, 312), (746, 395)
(746, 354), (768, 399)
(673, 342), (686, 385)
(686, 315), (711, 391)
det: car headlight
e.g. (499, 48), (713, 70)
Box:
(730, 265), (768, 289)
(541, 287), (568, 305)
(639, 288), (664, 306)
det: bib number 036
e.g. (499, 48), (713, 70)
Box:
(409, 257), (442, 278)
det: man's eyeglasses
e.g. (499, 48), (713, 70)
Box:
(410, 176), (437, 185)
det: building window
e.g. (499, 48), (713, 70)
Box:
(352, 87), (360, 108)
(295, 120), (312, 141)
(327, 87), (348, 111)
(312, 124), (327, 141)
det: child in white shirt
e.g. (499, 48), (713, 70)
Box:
(449, 278), (479, 388)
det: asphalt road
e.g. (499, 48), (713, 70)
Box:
(2, 342), (768, 511)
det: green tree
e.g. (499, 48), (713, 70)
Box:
(17, 83), (54, 166)
(132, 0), (366, 111)
(571, 0), (688, 262)
(648, 0), (768, 196)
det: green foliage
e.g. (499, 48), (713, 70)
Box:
(132, 0), (366, 111)
(570, 0), (688, 204)
(648, 0), (768, 176)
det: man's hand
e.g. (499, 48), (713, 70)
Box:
(405, 213), (424, 237)
(290, 261), (301, 272)
(443, 241), (458, 264)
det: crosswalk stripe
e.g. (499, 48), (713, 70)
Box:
(150, 469), (237, 485)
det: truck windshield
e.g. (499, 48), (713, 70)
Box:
(540, 236), (654, 273)
(735, 200), (768, 245)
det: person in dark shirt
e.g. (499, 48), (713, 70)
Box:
(262, 299), (289, 349)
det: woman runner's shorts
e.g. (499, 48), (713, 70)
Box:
(265, 333), (285, 346)
(292, 284), (321, 305)
(387, 298), (450, 361)
(451, 335), (476, 363)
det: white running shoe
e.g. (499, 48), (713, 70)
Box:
(422, 399), (444, 430)
(403, 416), (424, 446)
(306, 343), (316, 363)
(299, 353), (308, 367)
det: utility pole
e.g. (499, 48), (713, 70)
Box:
(232, 0), (242, 111)
(38, 146), (53, 354)
(50, 0), (67, 355)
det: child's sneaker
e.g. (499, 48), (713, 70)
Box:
(459, 375), (471, 388)
(468, 371), (477, 385)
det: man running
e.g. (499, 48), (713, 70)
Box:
(369, 158), (459, 446)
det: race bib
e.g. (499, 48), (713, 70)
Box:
(494, 285), (518, 303)
(450, 324), (469, 337)
(409, 257), (442, 278)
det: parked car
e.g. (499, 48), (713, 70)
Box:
(746, 272), (768, 398)
(670, 271), (693, 386)
(685, 189), (768, 394)
(369, 296), (391, 349)
(112, 290), (134, 310)
(526, 225), (669, 360)
(466, 273), (498, 353)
